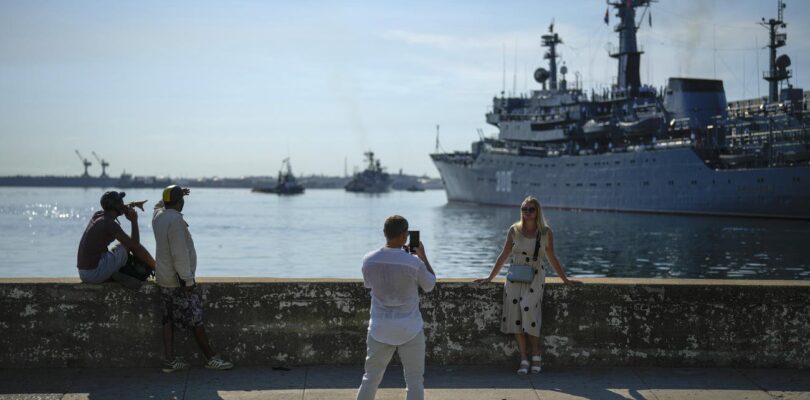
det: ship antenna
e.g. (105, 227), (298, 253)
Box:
(501, 44), (506, 96)
(512, 39), (518, 96)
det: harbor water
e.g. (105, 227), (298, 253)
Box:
(0, 187), (807, 279)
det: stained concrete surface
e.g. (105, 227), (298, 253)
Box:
(4, 278), (810, 369)
(1, 366), (808, 400)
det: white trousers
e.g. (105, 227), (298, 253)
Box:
(356, 330), (426, 400)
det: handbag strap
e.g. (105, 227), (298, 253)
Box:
(532, 230), (541, 261)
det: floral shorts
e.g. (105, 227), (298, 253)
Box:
(160, 286), (204, 329)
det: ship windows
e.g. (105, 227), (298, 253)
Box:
(576, 183), (583, 187)
(642, 181), (650, 186)
(584, 162), (589, 166)
(691, 180), (697, 185)
(617, 182), (621, 187)
(565, 183), (571, 187)
(589, 183), (597, 187)
(756, 178), (764, 183)
(615, 161), (621, 165)
(668, 181), (675, 185)
(630, 160), (636, 164)
(606, 183), (612, 187)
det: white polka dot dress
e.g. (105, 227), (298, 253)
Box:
(500, 224), (548, 337)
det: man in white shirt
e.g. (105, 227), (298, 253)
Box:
(357, 215), (436, 400)
(153, 185), (233, 373)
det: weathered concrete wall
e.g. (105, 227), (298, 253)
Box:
(1, 278), (808, 368)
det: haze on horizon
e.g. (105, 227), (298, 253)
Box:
(1, 0), (808, 179)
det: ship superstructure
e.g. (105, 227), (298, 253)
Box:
(345, 151), (392, 193)
(431, 0), (809, 219)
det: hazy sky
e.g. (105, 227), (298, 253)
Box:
(1, 0), (808, 178)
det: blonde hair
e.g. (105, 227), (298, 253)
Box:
(514, 196), (550, 235)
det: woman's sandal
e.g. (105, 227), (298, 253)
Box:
(517, 359), (529, 375)
(531, 355), (542, 374)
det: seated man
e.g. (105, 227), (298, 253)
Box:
(76, 191), (156, 283)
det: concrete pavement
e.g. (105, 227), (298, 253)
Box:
(1, 365), (809, 400)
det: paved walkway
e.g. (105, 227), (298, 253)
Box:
(1, 365), (809, 400)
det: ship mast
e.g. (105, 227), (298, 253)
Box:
(541, 21), (562, 91)
(607, 0), (653, 97)
(761, 0), (790, 103)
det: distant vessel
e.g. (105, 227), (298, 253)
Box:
(405, 183), (426, 192)
(0, 150), (171, 189)
(252, 158), (305, 195)
(431, 0), (809, 219)
(345, 151), (392, 193)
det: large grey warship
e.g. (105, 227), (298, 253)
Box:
(431, 0), (809, 219)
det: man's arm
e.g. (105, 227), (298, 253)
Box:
(113, 229), (156, 269)
(123, 207), (139, 243)
(413, 242), (436, 292)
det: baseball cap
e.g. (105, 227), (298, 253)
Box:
(100, 191), (126, 211)
(162, 185), (187, 203)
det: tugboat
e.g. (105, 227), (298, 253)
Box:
(252, 158), (305, 195)
(345, 151), (392, 193)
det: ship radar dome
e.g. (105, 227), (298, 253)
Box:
(776, 54), (791, 71)
(534, 68), (550, 83)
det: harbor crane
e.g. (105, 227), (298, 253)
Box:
(75, 150), (92, 178)
(91, 151), (109, 178)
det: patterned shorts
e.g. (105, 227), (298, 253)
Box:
(160, 286), (204, 329)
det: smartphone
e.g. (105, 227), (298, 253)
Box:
(408, 230), (420, 253)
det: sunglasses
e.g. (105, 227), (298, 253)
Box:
(521, 207), (536, 213)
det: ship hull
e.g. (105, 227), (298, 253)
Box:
(433, 147), (810, 219)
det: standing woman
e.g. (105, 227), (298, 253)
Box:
(475, 196), (580, 374)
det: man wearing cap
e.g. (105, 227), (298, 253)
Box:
(153, 185), (233, 372)
(76, 191), (156, 283)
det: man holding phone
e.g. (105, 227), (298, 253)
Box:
(152, 185), (233, 373)
(357, 215), (436, 400)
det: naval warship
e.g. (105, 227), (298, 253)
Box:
(431, 0), (809, 219)
(345, 151), (392, 193)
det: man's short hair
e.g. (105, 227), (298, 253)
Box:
(383, 215), (408, 240)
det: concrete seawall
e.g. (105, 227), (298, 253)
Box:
(1, 278), (808, 368)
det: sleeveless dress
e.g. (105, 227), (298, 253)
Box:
(500, 224), (548, 337)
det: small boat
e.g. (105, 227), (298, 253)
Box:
(345, 151), (391, 193)
(405, 183), (425, 192)
(252, 158), (305, 195)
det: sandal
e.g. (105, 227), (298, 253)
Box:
(531, 355), (542, 374)
(517, 359), (529, 375)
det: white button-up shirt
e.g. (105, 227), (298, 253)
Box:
(152, 201), (197, 288)
(362, 247), (436, 345)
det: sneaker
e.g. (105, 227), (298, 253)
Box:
(205, 355), (233, 370)
(162, 357), (190, 373)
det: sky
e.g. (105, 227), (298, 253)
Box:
(1, 0), (808, 179)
